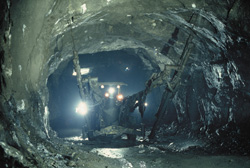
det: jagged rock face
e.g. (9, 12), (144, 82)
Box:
(0, 0), (250, 167)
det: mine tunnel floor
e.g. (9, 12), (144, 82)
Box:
(50, 129), (250, 168)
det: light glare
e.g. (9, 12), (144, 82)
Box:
(72, 68), (90, 76)
(72, 71), (77, 76)
(105, 92), (110, 98)
(108, 87), (115, 94)
(76, 102), (88, 115)
(116, 94), (124, 101)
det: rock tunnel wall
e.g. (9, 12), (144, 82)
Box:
(0, 0), (250, 167)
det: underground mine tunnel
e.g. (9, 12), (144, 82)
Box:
(1, 0), (250, 167)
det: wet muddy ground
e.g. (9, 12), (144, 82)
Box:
(57, 129), (250, 168)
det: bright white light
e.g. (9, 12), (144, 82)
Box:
(90, 148), (129, 159)
(81, 68), (90, 75)
(108, 87), (115, 94)
(76, 102), (88, 115)
(144, 102), (148, 107)
(192, 3), (196, 8)
(116, 94), (124, 101)
(72, 68), (90, 76)
(72, 71), (77, 76)
(107, 0), (111, 5)
(104, 92), (110, 98)
(135, 100), (139, 104)
(101, 85), (105, 89)
(81, 4), (87, 14)
(117, 85), (120, 89)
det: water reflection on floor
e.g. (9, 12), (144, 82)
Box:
(91, 148), (128, 158)
(58, 129), (250, 168)
(90, 148), (133, 168)
(88, 143), (250, 168)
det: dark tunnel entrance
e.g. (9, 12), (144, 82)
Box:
(47, 50), (160, 138)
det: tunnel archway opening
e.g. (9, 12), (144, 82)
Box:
(47, 49), (160, 138)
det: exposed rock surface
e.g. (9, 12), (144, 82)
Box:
(0, 0), (250, 167)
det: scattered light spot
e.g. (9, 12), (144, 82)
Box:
(107, 0), (111, 4)
(25, 84), (29, 92)
(120, 158), (133, 168)
(139, 161), (146, 168)
(22, 24), (26, 36)
(17, 99), (25, 112)
(152, 22), (156, 27)
(55, 19), (61, 25)
(139, 150), (145, 154)
(81, 4), (87, 14)
(169, 142), (174, 146)
(100, 19), (104, 21)
(18, 65), (22, 71)
(64, 136), (83, 141)
(91, 148), (128, 159)
(44, 106), (50, 138)
(192, 3), (196, 8)
(46, 9), (52, 16)
(8, 34), (11, 46)
(72, 68), (90, 76)
(138, 144), (144, 148)
(5, 67), (12, 77)
(121, 134), (128, 140)
(7, 0), (10, 8)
